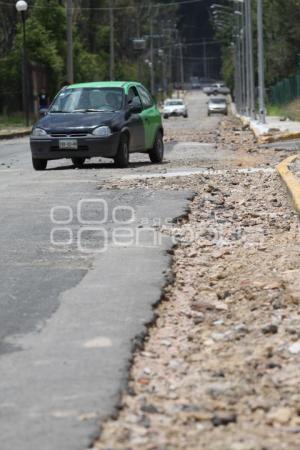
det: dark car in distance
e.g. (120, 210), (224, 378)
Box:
(30, 81), (164, 170)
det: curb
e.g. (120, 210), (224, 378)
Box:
(235, 112), (300, 144)
(0, 129), (31, 140)
(259, 131), (300, 145)
(276, 155), (300, 215)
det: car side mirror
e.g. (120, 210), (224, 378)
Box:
(128, 101), (142, 114)
(39, 108), (48, 117)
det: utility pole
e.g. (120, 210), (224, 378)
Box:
(234, 10), (242, 113)
(238, 6), (244, 114)
(244, 0), (251, 116)
(136, 12), (141, 81)
(179, 42), (184, 88)
(150, 14), (155, 94)
(161, 50), (167, 97)
(241, 3), (247, 115)
(236, 11), (242, 112)
(109, 0), (115, 81)
(257, 0), (266, 123)
(66, 0), (73, 84)
(203, 38), (208, 78)
(245, 0), (255, 118)
(168, 33), (173, 91)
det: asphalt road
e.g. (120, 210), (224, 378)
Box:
(0, 91), (221, 450)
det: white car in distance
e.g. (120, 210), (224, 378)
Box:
(163, 98), (188, 119)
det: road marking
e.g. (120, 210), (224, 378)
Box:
(0, 169), (25, 172)
(0, 167), (275, 183)
(116, 167), (275, 180)
(83, 337), (113, 348)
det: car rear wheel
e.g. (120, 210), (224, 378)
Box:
(163, 114), (169, 119)
(72, 157), (85, 168)
(32, 157), (47, 171)
(114, 134), (129, 168)
(149, 132), (164, 164)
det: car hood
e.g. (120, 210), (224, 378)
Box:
(35, 111), (120, 133)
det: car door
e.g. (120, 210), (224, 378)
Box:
(126, 86), (144, 151)
(137, 84), (161, 150)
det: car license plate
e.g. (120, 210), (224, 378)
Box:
(59, 139), (78, 150)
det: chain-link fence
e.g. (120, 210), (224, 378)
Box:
(271, 73), (300, 105)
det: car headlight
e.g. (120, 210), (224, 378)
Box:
(31, 128), (47, 137)
(92, 126), (112, 137)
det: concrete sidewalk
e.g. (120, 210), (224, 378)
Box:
(0, 127), (31, 139)
(239, 115), (300, 144)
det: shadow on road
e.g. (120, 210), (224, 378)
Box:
(47, 160), (170, 171)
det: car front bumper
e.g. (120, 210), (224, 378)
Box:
(164, 110), (186, 116)
(208, 108), (227, 114)
(30, 132), (120, 160)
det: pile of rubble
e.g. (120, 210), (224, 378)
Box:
(94, 117), (300, 450)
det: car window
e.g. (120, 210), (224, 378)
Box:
(137, 85), (154, 109)
(210, 98), (226, 104)
(127, 86), (142, 108)
(50, 87), (124, 112)
(165, 100), (184, 106)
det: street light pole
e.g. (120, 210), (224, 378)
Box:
(109, 0), (115, 81)
(66, 0), (73, 84)
(257, 0), (266, 123)
(16, 0), (29, 127)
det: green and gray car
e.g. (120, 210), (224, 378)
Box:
(30, 81), (164, 170)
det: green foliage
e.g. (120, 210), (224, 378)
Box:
(264, 0), (300, 85)
(216, 0), (300, 92)
(74, 42), (106, 82)
(221, 47), (234, 90)
(0, 0), (178, 113)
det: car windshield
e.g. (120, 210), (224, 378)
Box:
(165, 100), (183, 106)
(49, 87), (124, 113)
(210, 98), (226, 104)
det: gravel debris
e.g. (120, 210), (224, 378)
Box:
(93, 107), (300, 450)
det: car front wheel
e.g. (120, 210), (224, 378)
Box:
(114, 134), (129, 168)
(32, 157), (47, 171)
(149, 132), (164, 164)
(72, 157), (85, 168)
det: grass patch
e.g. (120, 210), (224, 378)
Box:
(0, 114), (31, 128)
(267, 104), (287, 117)
(267, 98), (300, 121)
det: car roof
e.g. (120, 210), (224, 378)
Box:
(209, 96), (226, 101)
(165, 98), (184, 102)
(66, 81), (142, 91)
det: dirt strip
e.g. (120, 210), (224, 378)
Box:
(93, 118), (300, 450)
